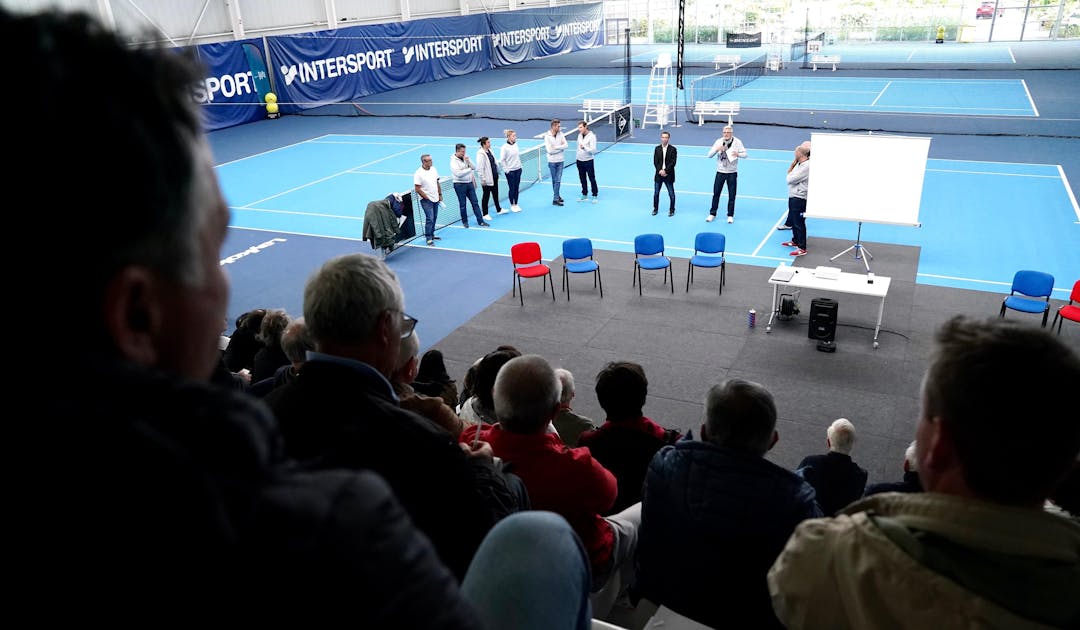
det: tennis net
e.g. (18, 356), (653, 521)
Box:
(688, 55), (766, 106)
(791, 32), (825, 64)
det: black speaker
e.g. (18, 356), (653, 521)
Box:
(808, 298), (838, 342)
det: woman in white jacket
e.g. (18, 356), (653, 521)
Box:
(500, 129), (523, 212)
(476, 136), (505, 217)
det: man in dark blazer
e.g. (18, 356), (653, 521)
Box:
(795, 418), (869, 515)
(652, 131), (678, 216)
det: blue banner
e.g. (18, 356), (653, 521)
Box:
(192, 39), (268, 131)
(487, 3), (604, 66)
(267, 14), (490, 114)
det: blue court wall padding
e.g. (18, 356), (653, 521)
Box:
(266, 14), (491, 114)
(192, 38), (268, 131)
(487, 3), (605, 66)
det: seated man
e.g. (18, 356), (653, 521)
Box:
(553, 368), (597, 447)
(579, 362), (680, 513)
(461, 355), (640, 615)
(795, 418), (868, 515)
(769, 316), (1080, 628)
(392, 330), (465, 437)
(864, 439), (922, 496)
(634, 379), (821, 629)
(265, 254), (524, 580)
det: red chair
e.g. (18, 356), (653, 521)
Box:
(1051, 279), (1080, 335)
(511, 242), (555, 305)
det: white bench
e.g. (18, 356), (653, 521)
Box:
(713, 54), (741, 69)
(811, 54), (840, 71)
(578, 99), (623, 119)
(693, 101), (740, 126)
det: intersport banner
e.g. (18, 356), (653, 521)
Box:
(192, 39), (269, 131)
(487, 3), (604, 66)
(266, 14), (490, 114)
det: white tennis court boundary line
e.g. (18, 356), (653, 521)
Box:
(1020, 79), (1039, 117)
(917, 272), (1073, 295)
(1059, 165), (1080, 222)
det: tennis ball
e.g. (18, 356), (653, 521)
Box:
(264, 92), (277, 104)
(266, 102), (279, 115)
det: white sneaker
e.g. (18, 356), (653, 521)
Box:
(483, 214), (492, 221)
(511, 205), (521, 213)
(706, 214), (715, 223)
(578, 195), (588, 202)
(727, 216), (734, 224)
(497, 209), (509, 215)
(591, 198), (598, 204)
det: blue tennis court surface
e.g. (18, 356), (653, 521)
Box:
(456, 75), (1036, 117)
(219, 134), (1079, 297)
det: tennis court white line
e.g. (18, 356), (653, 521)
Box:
(231, 206), (363, 220)
(1020, 79), (1039, 117)
(732, 100), (1035, 114)
(228, 225), (368, 242)
(450, 75), (554, 103)
(236, 144), (425, 208)
(917, 272), (1072, 295)
(906, 49), (916, 62)
(571, 79), (630, 101)
(1007, 46), (1016, 63)
(751, 211), (795, 258)
(215, 135), (331, 167)
(925, 168), (1062, 179)
(870, 81), (892, 107)
(1058, 165), (1080, 222)
(602, 184), (786, 202)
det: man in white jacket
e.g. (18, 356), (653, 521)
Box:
(706, 125), (747, 224)
(544, 119), (568, 206)
(575, 121), (598, 203)
(450, 143), (488, 228)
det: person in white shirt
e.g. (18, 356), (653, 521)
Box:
(450, 143), (487, 228)
(544, 119), (568, 206)
(500, 129), (523, 212)
(706, 125), (747, 224)
(476, 136), (505, 217)
(575, 120), (598, 203)
(413, 153), (442, 246)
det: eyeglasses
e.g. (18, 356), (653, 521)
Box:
(400, 312), (418, 338)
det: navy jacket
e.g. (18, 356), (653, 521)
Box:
(796, 451), (868, 515)
(634, 440), (821, 630)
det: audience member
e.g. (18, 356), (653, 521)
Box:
(413, 348), (459, 409)
(248, 317), (313, 398)
(553, 368), (597, 447)
(223, 307), (266, 372)
(264, 253), (524, 579)
(393, 331), (465, 437)
(634, 379), (821, 629)
(795, 418), (869, 515)
(769, 316), (1080, 628)
(579, 361), (681, 513)
(461, 355), (641, 619)
(18, 9), (598, 623)
(458, 348), (518, 426)
(864, 439), (922, 496)
(251, 308), (291, 382)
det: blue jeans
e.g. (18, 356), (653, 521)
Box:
(789, 196), (807, 249)
(548, 162), (564, 201)
(419, 198), (438, 240)
(653, 179), (675, 212)
(710, 171), (738, 216)
(506, 168), (522, 205)
(454, 182), (483, 225)
(577, 160), (597, 197)
(461, 511), (592, 630)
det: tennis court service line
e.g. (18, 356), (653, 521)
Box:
(870, 81), (892, 107)
(450, 75), (557, 103)
(1020, 79), (1039, 117)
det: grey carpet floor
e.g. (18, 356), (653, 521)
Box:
(434, 237), (1080, 485)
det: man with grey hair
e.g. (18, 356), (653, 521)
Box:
(769, 316), (1080, 628)
(864, 440), (922, 496)
(633, 379), (820, 629)
(248, 316), (314, 397)
(705, 124), (747, 223)
(795, 418), (868, 515)
(390, 330), (465, 438)
(553, 367), (597, 447)
(265, 253), (523, 580)
(463, 355), (641, 618)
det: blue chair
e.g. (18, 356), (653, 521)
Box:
(633, 233), (673, 296)
(686, 232), (726, 295)
(561, 237), (602, 301)
(1000, 270), (1054, 327)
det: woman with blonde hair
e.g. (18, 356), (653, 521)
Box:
(500, 128), (523, 212)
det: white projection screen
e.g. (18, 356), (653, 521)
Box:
(805, 132), (930, 227)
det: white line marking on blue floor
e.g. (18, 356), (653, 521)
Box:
(1007, 46), (1016, 63)
(451, 76), (557, 103)
(231, 206), (363, 220)
(918, 273), (1073, 295)
(751, 211), (795, 257)
(1059, 165), (1080, 222)
(1021, 79), (1039, 117)
(870, 81), (892, 107)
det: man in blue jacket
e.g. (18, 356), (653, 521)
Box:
(633, 378), (821, 629)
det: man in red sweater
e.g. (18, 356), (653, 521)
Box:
(461, 355), (641, 618)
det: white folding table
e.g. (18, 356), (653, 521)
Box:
(766, 265), (891, 348)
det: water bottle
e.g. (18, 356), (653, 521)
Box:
(748, 308), (757, 328)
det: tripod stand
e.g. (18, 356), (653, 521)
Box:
(830, 221), (873, 272)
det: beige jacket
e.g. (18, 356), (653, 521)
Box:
(768, 492), (1080, 629)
